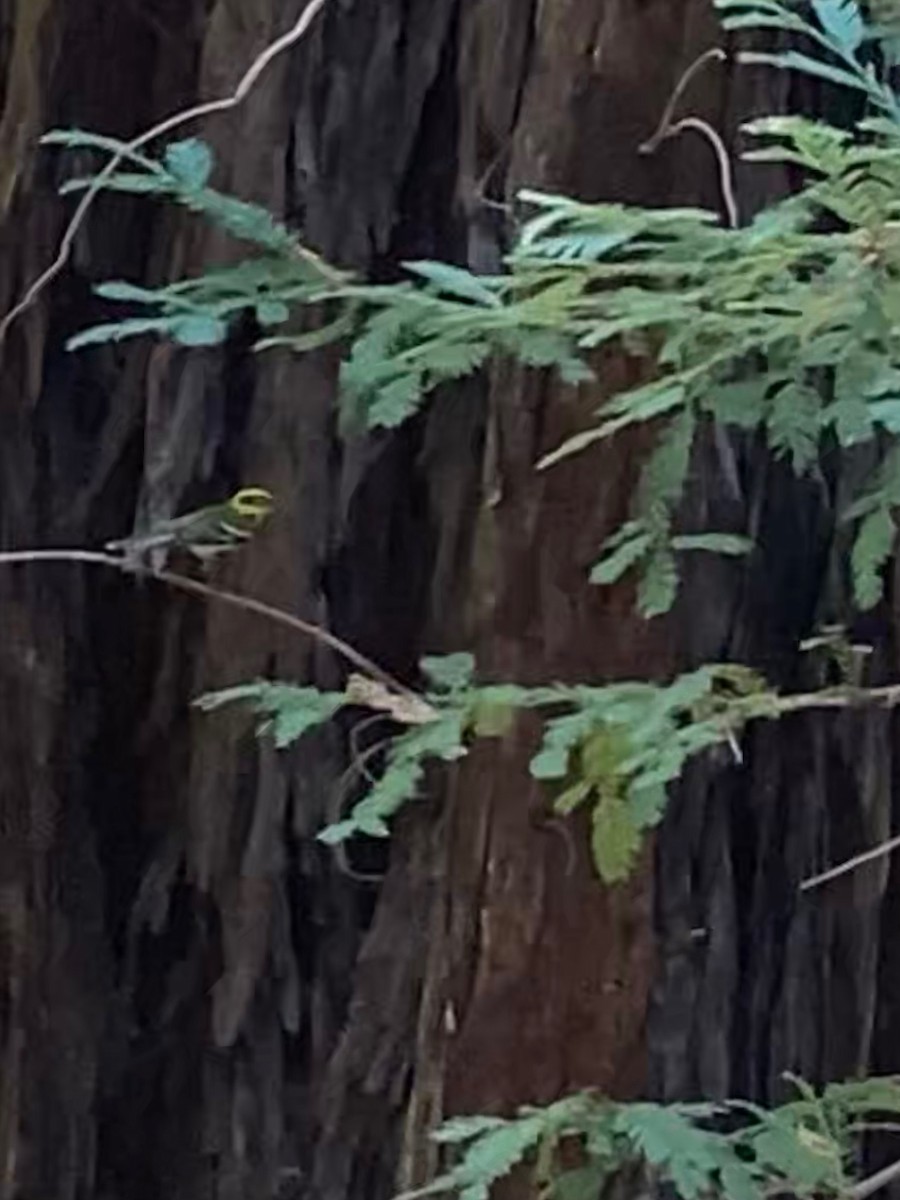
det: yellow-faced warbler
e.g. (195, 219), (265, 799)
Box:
(106, 487), (273, 566)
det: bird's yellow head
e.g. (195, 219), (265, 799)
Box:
(228, 487), (274, 525)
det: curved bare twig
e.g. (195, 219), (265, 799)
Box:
(640, 47), (727, 153)
(0, 0), (329, 344)
(639, 48), (738, 228)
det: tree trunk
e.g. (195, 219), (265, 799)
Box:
(0, 5), (896, 1200)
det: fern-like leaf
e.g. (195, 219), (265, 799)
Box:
(195, 682), (346, 749)
(850, 508), (895, 609)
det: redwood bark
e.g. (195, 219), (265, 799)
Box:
(0, 5), (895, 1200)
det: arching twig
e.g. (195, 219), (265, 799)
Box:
(640, 47), (727, 153)
(0, 0), (330, 344)
(349, 711), (394, 785)
(332, 739), (392, 814)
(642, 113), (738, 229)
(639, 48), (738, 229)
(659, 117), (739, 229)
(327, 737), (395, 883)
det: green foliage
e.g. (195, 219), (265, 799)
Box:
(50, 0), (900, 613)
(56, 0), (900, 890)
(319, 713), (469, 841)
(43, 26), (900, 1200)
(194, 681), (346, 749)
(850, 507), (896, 607)
(37, 26), (900, 1200)
(44, 128), (340, 352)
(199, 657), (780, 883)
(51, 130), (591, 414)
(402, 1076), (900, 1200)
(718, 0), (897, 115)
(51, 6), (900, 612)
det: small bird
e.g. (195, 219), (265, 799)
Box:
(105, 487), (273, 568)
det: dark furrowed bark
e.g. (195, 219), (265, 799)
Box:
(0, 5), (896, 1200)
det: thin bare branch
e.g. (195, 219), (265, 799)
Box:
(773, 684), (900, 714)
(639, 48), (738, 228)
(640, 47), (727, 153)
(800, 833), (900, 893)
(746, 681), (900, 893)
(0, 0), (329, 344)
(0, 547), (415, 699)
(328, 737), (394, 883)
(666, 117), (739, 228)
(9, 548), (900, 895)
(349, 712), (394, 784)
(641, 111), (738, 229)
(849, 1157), (900, 1200)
